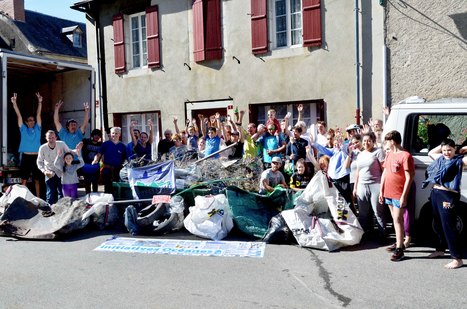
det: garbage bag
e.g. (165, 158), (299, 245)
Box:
(183, 194), (233, 240)
(262, 213), (294, 244)
(226, 186), (294, 238)
(80, 193), (119, 229)
(0, 184), (48, 215)
(281, 195), (363, 251)
(294, 171), (335, 215)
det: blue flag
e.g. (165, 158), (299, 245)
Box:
(128, 161), (176, 199)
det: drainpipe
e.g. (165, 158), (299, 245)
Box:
(355, 0), (361, 125)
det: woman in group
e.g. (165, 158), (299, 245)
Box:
(424, 139), (467, 269)
(353, 132), (386, 239)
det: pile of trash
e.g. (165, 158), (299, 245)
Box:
(0, 155), (363, 251)
(0, 185), (118, 239)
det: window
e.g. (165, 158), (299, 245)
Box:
(112, 5), (160, 74)
(272, 0), (302, 48)
(405, 113), (467, 155)
(129, 12), (147, 69)
(250, 0), (322, 54)
(73, 31), (82, 48)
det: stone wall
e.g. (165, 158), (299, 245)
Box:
(386, 0), (467, 104)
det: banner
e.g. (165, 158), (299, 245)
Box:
(95, 236), (266, 258)
(128, 161), (176, 199)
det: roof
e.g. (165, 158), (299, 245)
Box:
(13, 10), (86, 58)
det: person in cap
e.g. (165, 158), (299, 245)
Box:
(345, 124), (361, 143)
(259, 156), (287, 194)
(54, 99), (90, 150)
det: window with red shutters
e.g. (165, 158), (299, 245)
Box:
(302, 0), (322, 47)
(113, 13), (126, 74)
(192, 0), (222, 62)
(146, 5), (161, 68)
(251, 0), (268, 55)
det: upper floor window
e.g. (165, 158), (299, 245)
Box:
(271, 0), (302, 48)
(73, 31), (82, 48)
(129, 12), (147, 68)
(62, 25), (83, 48)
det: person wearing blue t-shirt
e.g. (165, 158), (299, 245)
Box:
(11, 92), (43, 197)
(92, 127), (127, 194)
(54, 99), (90, 150)
(200, 112), (223, 159)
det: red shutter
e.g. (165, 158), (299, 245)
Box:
(112, 13), (126, 74)
(251, 0), (268, 55)
(146, 5), (161, 68)
(204, 0), (222, 60)
(302, 0), (322, 47)
(193, 0), (205, 62)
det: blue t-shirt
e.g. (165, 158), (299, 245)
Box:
(18, 123), (41, 153)
(134, 142), (152, 160)
(204, 135), (221, 158)
(99, 141), (127, 167)
(187, 135), (199, 150)
(58, 127), (84, 149)
(258, 133), (285, 163)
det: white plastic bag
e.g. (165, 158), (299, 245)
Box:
(294, 171), (336, 215)
(282, 195), (363, 251)
(183, 194), (233, 240)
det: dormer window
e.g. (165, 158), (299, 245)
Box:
(62, 25), (83, 48)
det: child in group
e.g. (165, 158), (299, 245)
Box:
(266, 108), (281, 134)
(54, 146), (84, 198)
(289, 159), (312, 192)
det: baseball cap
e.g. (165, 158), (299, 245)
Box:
(345, 124), (360, 132)
(271, 156), (282, 163)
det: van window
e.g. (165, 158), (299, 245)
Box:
(404, 113), (467, 155)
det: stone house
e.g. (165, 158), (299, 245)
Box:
(73, 0), (386, 146)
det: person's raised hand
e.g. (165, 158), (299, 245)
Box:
(35, 92), (43, 104)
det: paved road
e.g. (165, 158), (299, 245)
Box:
(0, 228), (465, 309)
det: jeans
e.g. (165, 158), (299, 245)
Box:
(357, 182), (386, 235)
(45, 174), (63, 204)
(431, 189), (463, 259)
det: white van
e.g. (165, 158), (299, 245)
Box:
(383, 97), (467, 243)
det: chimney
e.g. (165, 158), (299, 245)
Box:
(0, 0), (25, 22)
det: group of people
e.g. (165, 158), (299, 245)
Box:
(12, 94), (465, 268)
(12, 93), (131, 204)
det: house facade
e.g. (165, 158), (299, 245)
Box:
(385, 0), (467, 104)
(76, 0), (385, 144)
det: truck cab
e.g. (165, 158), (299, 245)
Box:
(383, 97), (467, 243)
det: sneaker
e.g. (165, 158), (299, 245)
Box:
(386, 243), (405, 252)
(390, 248), (404, 261)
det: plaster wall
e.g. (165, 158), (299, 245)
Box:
(87, 0), (385, 130)
(386, 0), (467, 104)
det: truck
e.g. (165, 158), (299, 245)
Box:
(0, 50), (95, 188)
(383, 97), (467, 243)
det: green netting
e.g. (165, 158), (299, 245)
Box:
(226, 186), (295, 238)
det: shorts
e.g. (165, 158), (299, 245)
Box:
(385, 198), (401, 208)
(20, 153), (42, 180)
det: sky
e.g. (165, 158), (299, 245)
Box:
(25, 0), (85, 23)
